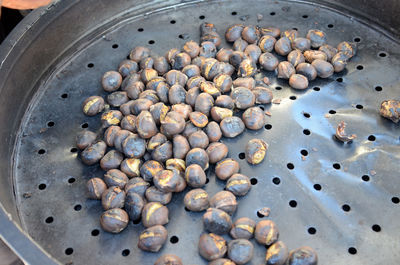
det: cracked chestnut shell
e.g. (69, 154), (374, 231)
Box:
(100, 150), (123, 171)
(246, 138), (268, 165)
(82, 96), (105, 116)
(154, 254), (183, 265)
(215, 158), (240, 180)
(226, 173), (251, 196)
(209, 191), (237, 215)
(125, 177), (150, 198)
(81, 140), (107, 165)
(184, 188), (209, 211)
(102, 71), (122, 92)
(225, 24), (244, 42)
(274, 37), (292, 56)
(141, 202), (169, 228)
(140, 160), (164, 182)
(87, 177), (107, 200)
(230, 217), (256, 240)
(380, 100), (400, 123)
(277, 61), (295, 79)
(203, 208), (232, 235)
(101, 186), (126, 210)
(295, 63), (317, 81)
(161, 111), (186, 136)
(76, 130), (97, 150)
(228, 239), (254, 265)
(288, 246), (318, 265)
(129, 46), (150, 62)
(120, 158), (141, 178)
(103, 169), (128, 189)
(220, 117), (245, 138)
(206, 142), (228, 164)
(266, 241), (289, 265)
(198, 233), (227, 261)
(254, 220), (279, 246)
(124, 191), (144, 221)
(186, 148), (209, 170)
(231, 87), (255, 109)
(138, 225), (168, 252)
(242, 107), (265, 130)
(259, 52), (279, 71)
(100, 208), (129, 233)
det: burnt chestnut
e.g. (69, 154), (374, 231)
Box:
(227, 239), (254, 265)
(337, 41), (357, 58)
(153, 169), (180, 192)
(225, 24), (244, 42)
(287, 50), (305, 67)
(104, 169), (129, 189)
(213, 74), (232, 93)
(209, 191), (237, 215)
(182, 121), (201, 138)
(165, 70), (188, 87)
(81, 140), (107, 165)
(216, 48), (234, 63)
(244, 44), (262, 62)
(295, 63), (317, 81)
(200, 81), (221, 98)
(185, 164), (207, 188)
(187, 76), (206, 90)
(139, 90), (159, 103)
(195, 93), (214, 116)
(206, 142), (228, 164)
(188, 130), (209, 149)
(242, 107), (265, 130)
(253, 87), (273, 104)
(203, 208), (232, 234)
(201, 32), (222, 47)
(331, 52), (348, 72)
(161, 111), (186, 135)
(101, 186), (126, 210)
(259, 52), (279, 71)
(184, 188), (209, 211)
(100, 150), (124, 171)
(192, 56), (206, 68)
(238, 58), (257, 77)
(165, 48), (180, 64)
(254, 220), (279, 246)
(156, 82), (170, 104)
(76, 130), (97, 149)
(209, 259), (236, 265)
(380, 100), (400, 123)
(291, 38), (311, 52)
(165, 158), (186, 173)
(147, 133), (167, 151)
(201, 58), (220, 80)
(258, 35), (276, 53)
(231, 87), (255, 109)
(82, 96), (105, 116)
(154, 254), (183, 265)
(199, 41), (217, 58)
(125, 177), (150, 197)
(230, 217), (256, 239)
(205, 121), (222, 142)
(306, 29), (327, 48)
(289, 74), (309, 90)
(182, 64), (201, 78)
(118, 60), (139, 77)
(100, 208), (129, 233)
(140, 57), (154, 69)
(129, 46), (151, 62)
(101, 110), (123, 128)
(242, 25), (260, 44)
(274, 37), (292, 56)
(277, 61), (295, 79)
(150, 103), (169, 125)
(122, 134), (146, 158)
(120, 158), (141, 178)
(266, 241), (289, 265)
(120, 101), (134, 115)
(140, 68), (158, 84)
(311, 59), (334, 78)
(140, 160), (164, 182)
(226, 174), (251, 196)
(304, 50), (327, 63)
(130, 98), (153, 115)
(114, 130), (133, 152)
(319, 44), (337, 61)
(102, 71), (123, 92)
(125, 191), (144, 221)
(233, 77), (255, 90)
(138, 225), (168, 252)
(246, 138), (268, 165)
(121, 115), (137, 132)
(233, 38), (248, 52)
(87, 177), (107, 199)
(190, 111), (209, 128)
(141, 202), (169, 227)
(172, 52), (191, 70)
(220, 117), (245, 138)
(125, 81), (144, 100)
(218, 62), (235, 76)
(168, 85), (186, 105)
(215, 95), (234, 109)
(198, 233), (227, 261)
(259, 27), (280, 38)
(281, 29), (298, 42)
(154, 56), (170, 75)
(288, 246), (318, 265)
(135, 110), (158, 139)
(210, 107), (233, 123)
(152, 141), (173, 163)
(172, 135), (190, 159)
(145, 186), (172, 205)
(183, 40), (200, 58)
(186, 148), (209, 170)
(229, 51), (247, 68)
(186, 86), (201, 108)
(121, 73), (141, 91)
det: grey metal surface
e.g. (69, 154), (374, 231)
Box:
(3, 0), (400, 264)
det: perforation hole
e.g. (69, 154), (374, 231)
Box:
(289, 200), (297, 208)
(170, 236), (179, 244)
(375, 86), (382, 91)
(65, 248), (73, 255)
(170, 20), (176, 24)
(61, 93), (68, 99)
(287, 163), (294, 170)
(308, 227), (316, 234)
(38, 183), (46, 190)
(348, 247), (357, 255)
(87, 63), (94, 68)
(270, 12), (276, 16)
(313, 184), (321, 191)
(272, 177), (281, 185)
(302, 15), (308, 18)
(47, 121), (55, 127)
(138, 28), (144, 32)
(264, 124), (272, 130)
(148, 40), (155, 45)
(368, 135), (376, 141)
(91, 229), (99, 236)
(392, 197), (399, 204)
(38, 149), (46, 155)
(81, 123), (89, 128)
(74, 204), (82, 211)
(329, 110), (336, 114)
(290, 96), (296, 100)
(300, 149), (308, 156)
(353, 37), (361, 42)
(362, 175), (370, 182)
(199, 15), (205, 20)
(112, 44), (119, 49)
(68, 177), (76, 184)
(356, 65), (364, 70)
(327, 24), (334, 28)
(238, 153), (245, 159)
(313, 86), (320, 91)
(122, 249), (130, 256)
(250, 178), (258, 185)
(70, 148), (78, 153)
(378, 52), (387, 57)
(45, 217), (53, 223)
(342, 204), (351, 212)
(275, 86), (282, 90)
(231, 11), (237, 16)
(336, 77), (343, 82)
(303, 129), (311, 135)
(303, 112), (311, 118)
(372, 224), (381, 232)
(356, 104), (363, 109)
(333, 163), (341, 170)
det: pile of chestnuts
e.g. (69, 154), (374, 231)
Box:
(75, 21), (362, 264)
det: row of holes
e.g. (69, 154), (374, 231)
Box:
(276, 85), (383, 92)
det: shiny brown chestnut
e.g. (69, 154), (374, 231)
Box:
(205, 121), (222, 142)
(81, 140), (107, 165)
(87, 178), (107, 200)
(198, 233), (227, 261)
(102, 71), (123, 92)
(184, 188), (209, 211)
(141, 202), (169, 227)
(226, 173), (251, 196)
(101, 186), (126, 210)
(242, 107), (265, 130)
(82, 96), (105, 116)
(203, 208), (232, 235)
(100, 208), (129, 233)
(220, 117), (245, 138)
(138, 225), (168, 252)
(76, 130), (97, 150)
(230, 217), (256, 240)
(209, 191), (237, 215)
(215, 158), (240, 180)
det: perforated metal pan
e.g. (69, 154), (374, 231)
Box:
(0, 0), (399, 264)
